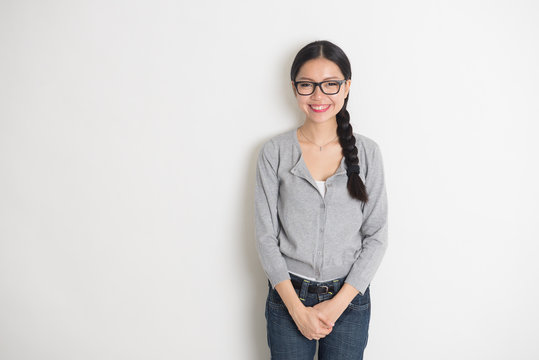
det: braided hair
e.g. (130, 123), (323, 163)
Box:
(290, 40), (368, 202)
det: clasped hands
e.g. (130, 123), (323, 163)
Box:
(290, 297), (348, 341)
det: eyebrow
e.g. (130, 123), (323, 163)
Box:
(296, 76), (342, 81)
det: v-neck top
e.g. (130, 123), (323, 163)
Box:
(254, 127), (388, 295)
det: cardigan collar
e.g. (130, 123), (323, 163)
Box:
(290, 128), (347, 187)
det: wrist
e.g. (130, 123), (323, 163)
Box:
(331, 294), (350, 311)
(333, 283), (359, 308)
(288, 301), (306, 318)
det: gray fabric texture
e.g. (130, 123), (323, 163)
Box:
(254, 127), (388, 296)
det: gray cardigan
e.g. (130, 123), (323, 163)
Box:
(254, 127), (388, 296)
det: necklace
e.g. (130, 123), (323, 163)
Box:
(299, 127), (338, 151)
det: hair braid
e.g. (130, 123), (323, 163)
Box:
(336, 98), (368, 202)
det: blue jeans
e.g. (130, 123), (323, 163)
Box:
(265, 272), (371, 360)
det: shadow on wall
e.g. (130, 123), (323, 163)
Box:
(241, 43), (310, 359)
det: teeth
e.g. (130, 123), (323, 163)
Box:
(311, 105), (329, 110)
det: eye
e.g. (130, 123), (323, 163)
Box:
(299, 82), (311, 87)
(326, 82), (338, 86)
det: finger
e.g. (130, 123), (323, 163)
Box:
(318, 328), (330, 337)
(316, 321), (330, 332)
(316, 328), (331, 338)
(318, 313), (335, 328)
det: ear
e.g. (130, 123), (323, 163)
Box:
(345, 79), (351, 97)
(291, 81), (297, 96)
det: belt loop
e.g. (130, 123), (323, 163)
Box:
(299, 278), (309, 302)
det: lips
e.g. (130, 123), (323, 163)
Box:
(310, 104), (330, 113)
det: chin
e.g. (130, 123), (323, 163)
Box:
(306, 116), (335, 124)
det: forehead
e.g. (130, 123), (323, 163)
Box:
(296, 58), (344, 80)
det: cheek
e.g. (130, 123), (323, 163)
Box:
(334, 96), (346, 109)
(298, 99), (310, 109)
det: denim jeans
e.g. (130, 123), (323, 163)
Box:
(265, 272), (371, 360)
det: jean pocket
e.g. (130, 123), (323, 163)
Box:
(347, 288), (370, 311)
(267, 287), (286, 307)
(266, 294), (290, 321)
(348, 301), (370, 311)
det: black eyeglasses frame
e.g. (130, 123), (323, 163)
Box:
(293, 79), (348, 96)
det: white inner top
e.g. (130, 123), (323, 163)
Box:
(289, 270), (335, 283)
(315, 180), (326, 198)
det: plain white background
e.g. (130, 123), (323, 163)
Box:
(1, 0), (538, 359)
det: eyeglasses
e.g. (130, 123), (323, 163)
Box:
(293, 79), (347, 96)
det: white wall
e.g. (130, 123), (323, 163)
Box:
(1, 1), (538, 359)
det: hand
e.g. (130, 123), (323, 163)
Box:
(290, 306), (335, 340)
(312, 298), (347, 327)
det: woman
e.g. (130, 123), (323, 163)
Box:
(254, 40), (388, 359)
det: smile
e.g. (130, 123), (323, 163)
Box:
(309, 104), (330, 113)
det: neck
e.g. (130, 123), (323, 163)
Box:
(300, 118), (338, 144)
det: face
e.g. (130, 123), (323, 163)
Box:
(291, 57), (351, 125)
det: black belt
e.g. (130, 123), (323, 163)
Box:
(291, 278), (336, 295)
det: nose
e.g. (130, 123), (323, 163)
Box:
(311, 84), (324, 99)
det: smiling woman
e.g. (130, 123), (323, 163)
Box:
(254, 40), (389, 359)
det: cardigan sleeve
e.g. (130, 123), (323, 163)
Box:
(254, 140), (290, 289)
(344, 141), (389, 295)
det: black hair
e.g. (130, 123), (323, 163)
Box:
(290, 40), (368, 202)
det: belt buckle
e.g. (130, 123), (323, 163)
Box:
(318, 285), (329, 294)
